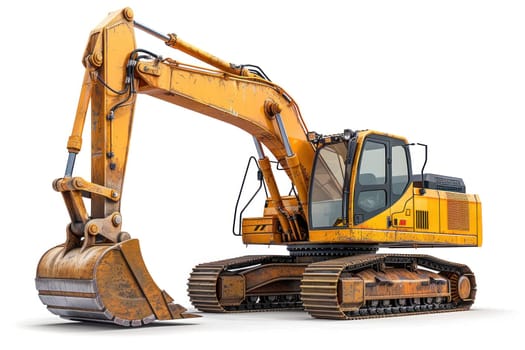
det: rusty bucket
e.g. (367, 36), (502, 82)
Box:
(36, 238), (198, 326)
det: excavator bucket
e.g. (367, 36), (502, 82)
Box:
(36, 238), (198, 326)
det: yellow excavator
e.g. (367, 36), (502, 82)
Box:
(36, 8), (482, 326)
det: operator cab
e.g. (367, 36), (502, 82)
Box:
(308, 130), (411, 229)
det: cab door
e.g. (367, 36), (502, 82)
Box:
(353, 135), (410, 228)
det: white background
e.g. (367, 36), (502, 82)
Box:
(1, 0), (523, 348)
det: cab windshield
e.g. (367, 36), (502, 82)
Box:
(309, 143), (348, 228)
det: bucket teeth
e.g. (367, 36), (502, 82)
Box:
(169, 303), (201, 319)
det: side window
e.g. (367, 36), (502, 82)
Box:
(391, 144), (409, 202)
(358, 141), (386, 185)
(355, 141), (387, 221)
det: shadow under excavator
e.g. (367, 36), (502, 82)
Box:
(22, 307), (514, 334)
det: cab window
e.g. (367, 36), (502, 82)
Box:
(309, 143), (347, 228)
(391, 144), (409, 201)
(356, 140), (387, 218)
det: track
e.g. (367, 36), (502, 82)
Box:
(301, 253), (476, 320)
(188, 253), (476, 320)
(188, 255), (303, 312)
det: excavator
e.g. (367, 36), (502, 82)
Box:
(36, 7), (482, 326)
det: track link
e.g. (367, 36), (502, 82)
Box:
(301, 253), (476, 320)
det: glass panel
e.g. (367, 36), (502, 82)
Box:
(358, 141), (386, 185)
(357, 190), (386, 213)
(392, 145), (409, 197)
(310, 143), (347, 228)
(353, 139), (388, 224)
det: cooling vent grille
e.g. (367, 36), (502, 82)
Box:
(447, 192), (470, 231)
(416, 210), (429, 230)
